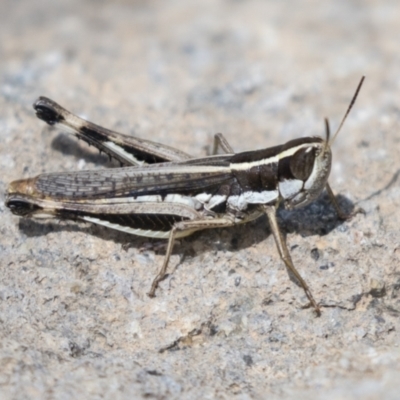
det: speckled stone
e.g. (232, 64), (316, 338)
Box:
(1, 1), (400, 399)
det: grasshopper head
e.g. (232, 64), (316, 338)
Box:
(279, 76), (365, 210)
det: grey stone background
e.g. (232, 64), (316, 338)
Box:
(1, 0), (399, 399)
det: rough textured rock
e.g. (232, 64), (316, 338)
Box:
(1, 0), (400, 399)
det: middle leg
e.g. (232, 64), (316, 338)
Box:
(148, 216), (236, 297)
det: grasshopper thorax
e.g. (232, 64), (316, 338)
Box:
(278, 137), (332, 210)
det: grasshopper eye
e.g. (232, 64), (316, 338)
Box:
(289, 147), (316, 181)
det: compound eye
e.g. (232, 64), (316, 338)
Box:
(290, 147), (316, 181)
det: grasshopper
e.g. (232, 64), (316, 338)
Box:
(6, 77), (365, 314)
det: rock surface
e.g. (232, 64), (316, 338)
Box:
(1, 0), (400, 399)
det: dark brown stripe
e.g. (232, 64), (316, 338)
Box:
(79, 126), (109, 143)
(278, 155), (295, 181)
(259, 162), (279, 191)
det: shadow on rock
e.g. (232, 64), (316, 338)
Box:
(50, 132), (119, 167)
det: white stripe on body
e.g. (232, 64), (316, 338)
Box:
(228, 190), (279, 210)
(104, 141), (144, 165)
(230, 143), (314, 171)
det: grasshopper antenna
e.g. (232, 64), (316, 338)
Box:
(329, 76), (365, 147)
(323, 117), (331, 154)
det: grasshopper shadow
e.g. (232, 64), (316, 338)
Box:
(203, 191), (355, 254)
(50, 133), (120, 167)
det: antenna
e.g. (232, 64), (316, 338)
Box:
(329, 76), (365, 146)
(323, 117), (330, 153)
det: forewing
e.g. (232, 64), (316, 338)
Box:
(32, 161), (233, 200)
